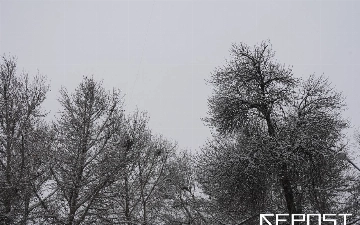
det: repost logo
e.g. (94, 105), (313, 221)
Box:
(260, 214), (352, 225)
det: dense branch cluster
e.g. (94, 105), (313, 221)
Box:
(200, 41), (354, 224)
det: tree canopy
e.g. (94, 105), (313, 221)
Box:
(199, 41), (350, 223)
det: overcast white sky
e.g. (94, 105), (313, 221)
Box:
(0, 0), (360, 152)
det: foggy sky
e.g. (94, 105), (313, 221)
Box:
(1, 0), (359, 152)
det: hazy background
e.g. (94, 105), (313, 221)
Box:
(0, 0), (359, 153)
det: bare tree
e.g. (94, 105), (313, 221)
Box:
(158, 151), (209, 225)
(96, 110), (177, 225)
(0, 56), (50, 224)
(46, 77), (124, 225)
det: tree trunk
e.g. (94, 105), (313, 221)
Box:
(280, 164), (297, 215)
(264, 110), (298, 216)
(124, 174), (131, 225)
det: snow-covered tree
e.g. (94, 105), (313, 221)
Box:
(199, 41), (350, 222)
(0, 56), (50, 224)
(99, 110), (177, 225)
(158, 151), (209, 225)
(46, 77), (124, 225)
